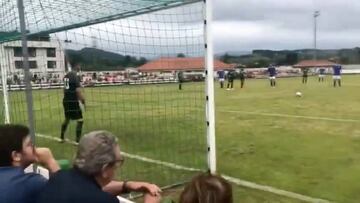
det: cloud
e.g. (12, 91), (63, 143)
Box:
(212, 0), (360, 52)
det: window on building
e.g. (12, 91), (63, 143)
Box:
(14, 47), (36, 57)
(28, 48), (36, 57)
(15, 61), (23, 69)
(47, 61), (56, 69)
(14, 47), (22, 57)
(47, 48), (56, 57)
(29, 61), (37, 69)
(15, 61), (37, 69)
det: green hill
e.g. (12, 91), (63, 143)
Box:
(66, 48), (147, 71)
(220, 48), (360, 68)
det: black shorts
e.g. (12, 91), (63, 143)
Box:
(63, 100), (83, 120)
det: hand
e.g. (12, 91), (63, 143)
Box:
(35, 148), (54, 165)
(79, 102), (86, 111)
(81, 100), (85, 107)
(35, 148), (60, 173)
(141, 183), (162, 197)
(123, 181), (162, 196)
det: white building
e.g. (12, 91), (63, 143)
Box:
(0, 40), (66, 81)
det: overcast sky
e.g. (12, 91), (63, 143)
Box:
(213, 0), (360, 53)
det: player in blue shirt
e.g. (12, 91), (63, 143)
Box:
(318, 68), (326, 82)
(267, 65), (277, 87)
(217, 70), (225, 88)
(332, 65), (342, 87)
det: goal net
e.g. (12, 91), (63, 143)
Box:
(0, 0), (207, 189)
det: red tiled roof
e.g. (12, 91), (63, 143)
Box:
(293, 60), (338, 68)
(138, 57), (234, 72)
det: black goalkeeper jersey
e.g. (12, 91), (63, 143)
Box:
(63, 71), (80, 102)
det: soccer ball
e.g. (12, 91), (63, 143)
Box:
(295, 92), (302, 97)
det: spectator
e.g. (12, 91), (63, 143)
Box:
(179, 172), (233, 203)
(36, 130), (161, 203)
(0, 124), (60, 203)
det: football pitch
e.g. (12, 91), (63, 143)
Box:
(215, 75), (360, 203)
(4, 75), (360, 202)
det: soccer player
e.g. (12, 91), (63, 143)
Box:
(60, 61), (85, 144)
(217, 70), (225, 88)
(318, 68), (325, 82)
(302, 68), (309, 84)
(333, 65), (342, 87)
(267, 65), (277, 87)
(177, 71), (184, 90)
(226, 70), (235, 90)
(239, 68), (246, 88)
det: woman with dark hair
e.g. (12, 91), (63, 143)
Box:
(179, 173), (233, 203)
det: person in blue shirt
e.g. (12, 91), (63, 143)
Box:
(267, 65), (277, 87)
(333, 65), (342, 87)
(0, 125), (161, 203)
(0, 124), (60, 203)
(36, 131), (162, 203)
(217, 70), (225, 88)
(318, 68), (326, 82)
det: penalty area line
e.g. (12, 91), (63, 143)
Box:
(36, 133), (201, 172)
(219, 110), (360, 123)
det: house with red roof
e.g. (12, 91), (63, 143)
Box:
(138, 57), (235, 72)
(293, 60), (338, 69)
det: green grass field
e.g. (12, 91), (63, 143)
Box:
(7, 83), (207, 188)
(4, 75), (360, 202)
(216, 75), (360, 203)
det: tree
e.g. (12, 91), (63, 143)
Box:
(123, 55), (131, 67)
(285, 53), (298, 65)
(339, 56), (349, 64)
(177, 53), (186, 58)
(221, 53), (231, 63)
(137, 57), (147, 66)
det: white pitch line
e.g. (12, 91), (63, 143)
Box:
(219, 110), (360, 123)
(222, 175), (331, 203)
(36, 134), (201, 172)
(37, 134), (78, 144)
(37, 133), (332, 203)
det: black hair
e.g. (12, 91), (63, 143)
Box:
(0, 124), (30, 166)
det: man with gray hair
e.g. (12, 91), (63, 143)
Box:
(36, 131), (161, 203)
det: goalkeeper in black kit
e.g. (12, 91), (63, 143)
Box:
(60, 61), (85, 144)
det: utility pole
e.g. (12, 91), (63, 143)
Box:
(314, 10), (320, 60)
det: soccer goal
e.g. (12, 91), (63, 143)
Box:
(0, 0), (216, 189)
